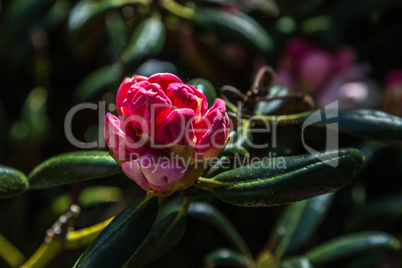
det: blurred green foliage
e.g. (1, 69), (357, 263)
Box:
(1, 0), (402, 267)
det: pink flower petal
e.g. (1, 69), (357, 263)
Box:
(156, 108), (196, 146)
(148, 73), (182, 92)
(194, 99), (229, 156)
(125, 81), (172, 138)
(122, 159), (152, 190)
(123, 149), (185, 191)
(104, 113), (147, 161)
(140, 149), (185, 190)
(166, 83), (208, 121)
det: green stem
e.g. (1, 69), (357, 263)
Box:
(0, 233), (26, 267)
(20, 240), (61, 268)
(65, 218), (114, 250)
(160, 0), (194, 20)
(196, 177), (229, 189)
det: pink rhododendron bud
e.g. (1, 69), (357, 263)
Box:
(116, 75), (147, 117)
(166, 83), (208, 122)
(155, 108), (196, 146)
(121, 149), (186, 192)
(104, 113), (147, 162)
(105, 73), (230, 196)
(124, 81), (172, 139)
(194, 98), (230, 159)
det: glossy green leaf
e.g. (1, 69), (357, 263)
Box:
(73, 63), (123, 102)
(74, 194), (158, 268)
(28, 151), (122, 189)
(308, 109), (402, 143)
(125, 206), (187, 267)
(188, 78), (218, 108)
(197, 149), (363, 207)
(279, 256), (314, 268)
(188, 202), (252, 257)
(120, 14), (165, 68)
(305, 231), (401, 264)
(255, 109), (402, 144)
(0, 165), (29, 199)
(204, 248), (251, 268)
(254, 86), (291, 116)
(271, 194), (334, 259)
(192, 8), (273, 54)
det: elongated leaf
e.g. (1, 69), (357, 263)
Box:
(255, 109), (402, 144)
(305, 231), (401, 264)
(192, 8), (273, 54)
(280, 256), (314, 268)
(188, 202), (252, 257)
(188, 78), (217, 108)
(120, 14), (165, 68)
(74, 194), (158, 268)
(271, 194), (334, 259)
(197, 149), (363, 207)
(0, 165), (29, 198)
(304, 109), (402, 143)
(28, 151), (122, 189)
(204, 248), (251, 268)
(125, 208), (187, 267)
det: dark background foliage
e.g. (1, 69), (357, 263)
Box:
(1, 0), (402, 267)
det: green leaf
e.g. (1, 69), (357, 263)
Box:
(28, 151), (122, 189)
(188, 202), (252, 257)
(125, 205), (187, 267)
(204, 248), (251, 268)
(305, 231), (401, 264)
(192, 8), (273, 54)
(279, 256), (314, 268)
(74, 194), (158, 268)
(309, 109), (402, 143)
(0, 165), (29, 199)
(73, 63), (123, 102)
(188, 78), (218, 108)
(120, 14), (165, 68)
(271, 194), (334, 259)
(257, 109), (402, 144)
(197, 149), (363, 207)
